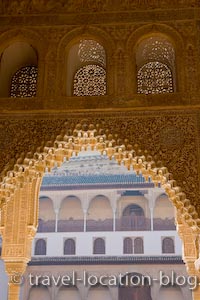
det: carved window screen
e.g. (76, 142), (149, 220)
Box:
(73, 65), (106, 96)
(73, 39), (106, 96)
(10, 66), (38, 98)
(136, 36), (175, 94)
(137, 62), (173, 94)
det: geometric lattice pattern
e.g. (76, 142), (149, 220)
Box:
(141, 37), (175, 67)
(73, 64), (106, 96)
(78, 40), (106, 67)
(137, 62), (173, 94)
(10, 66), (38, 98)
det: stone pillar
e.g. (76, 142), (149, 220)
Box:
(83, 209), (87, 232)
(55, 209), (59, 232)
(150, 207), (154, 231)
(145, 189), (156, 231)
(177, 216), (200, 300)
(5, 261), (27, 300)
(192, 288), (200, 300)
(0, 175), (41, 300)
(113, 209), (116, 232)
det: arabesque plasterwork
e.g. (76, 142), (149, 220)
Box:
(0, 1), (200, 299)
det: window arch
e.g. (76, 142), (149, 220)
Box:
(64, 239), (76, 255)
(10, 65), (38, 98)
(136, 36), (175, 94)
(162, 237), (175, 253)
(67, 39), (106, 96)
(123, 204), (144, 216)
(28, 285), (51, 300)
(134, 237), (144, 254)
(121, 204), (145, 231)
(34, 239), (46, 255)
(93, 238), (105, 254)
(0, 42), (38, 97)
(123, 237), (133, 254)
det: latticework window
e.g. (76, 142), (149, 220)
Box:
(137, 62), (173, 94)
(73, 64), (106, 96)
(64, 239), (76, 255)
(93, 238), (105, 254)
(78, 39), (106, 67)
(10, 66), (38, 97)
(123, 238), (133, 254)
(34, 239), (46, 255)
(136, 36), (175, 94)
(72, 39), (106, 96)
(162, 237), (175, 254)
(134, 237), (144, 254)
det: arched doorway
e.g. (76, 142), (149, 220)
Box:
(121, 204), (145, 230)
(157, 285), (184, 300)
(119, 273), (152, 300)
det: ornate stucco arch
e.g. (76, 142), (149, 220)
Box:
(0, 122), (200, 300)
(0, 28), (47, 57)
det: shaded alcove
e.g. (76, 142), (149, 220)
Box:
(87, 285), (112, 300)
(157, 285), (184, 300)
(28, 285), (50, 300)
(0, 42), (38, 97)
(87, 195), (113, 231)
(58, 196), (84, 232)
(119, 272), (152, 300)
(38, 196), (55, 232)
(56, 286), (81, 300)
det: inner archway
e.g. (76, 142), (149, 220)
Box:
(119, 272), (152, 300)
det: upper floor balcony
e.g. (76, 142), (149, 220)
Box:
(37, 216), (176, 233)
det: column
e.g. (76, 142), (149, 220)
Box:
(5, 261), (26, 300)
(8, 283), (21, 300)
(192, 288), (200, 300)
(113, 209), (116, 232)
(83, 210), (87, 232)
(55, 209), (59, 232)
(150, 207), (154, 231)
(145, 189), (156, 231)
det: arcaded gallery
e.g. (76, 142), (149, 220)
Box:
(0, 1), (200, 300)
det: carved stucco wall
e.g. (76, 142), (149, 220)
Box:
(0, 112), (199, 214)
(1, 1), (200, 299)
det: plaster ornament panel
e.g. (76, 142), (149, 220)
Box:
(100, 24), (140, 43)
(185, 44), (198, 93)
(115, 48), (127, 94)
(120, 0), (197, 10)
(35, 27), (76, 43)
(172, 21), (196, 38)
(4, 245), (24, 257)
(3, 0), (199, 15)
